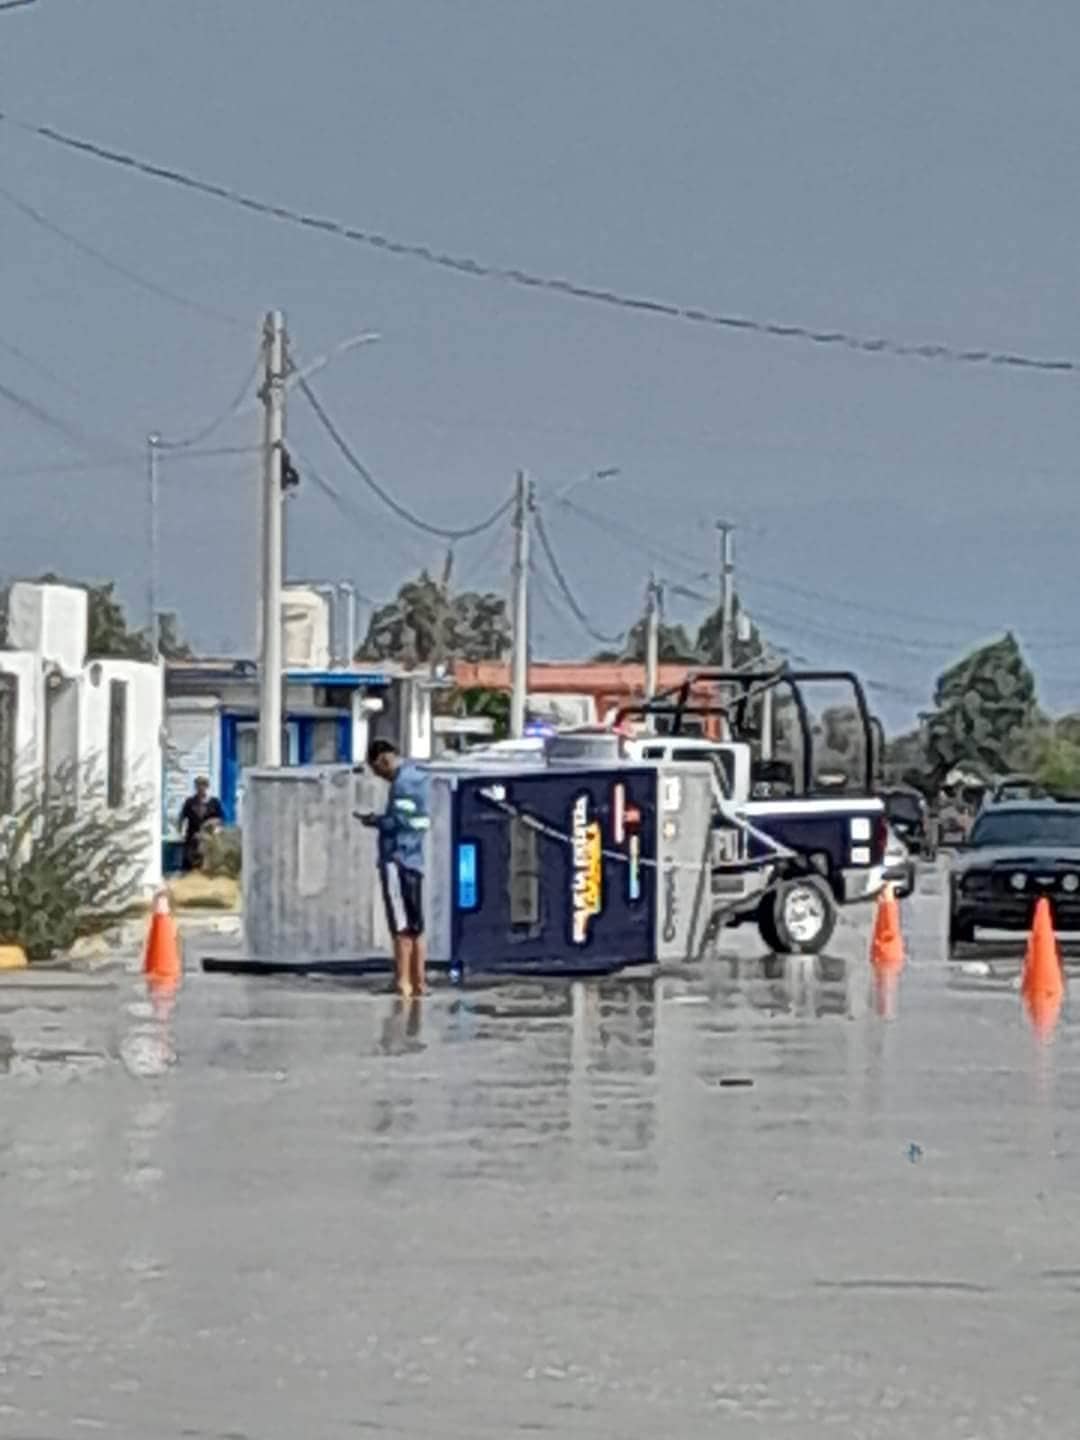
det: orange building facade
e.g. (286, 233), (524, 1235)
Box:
(451, 660), (722, 731)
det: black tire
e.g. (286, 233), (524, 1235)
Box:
(758, 876), (837, 955)
(949, 910), (975, 949)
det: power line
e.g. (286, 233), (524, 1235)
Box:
(0, 178), (241, 328)
(0, 377), (133, 462)
(0, 1), (37, 12)
(297, 375), (514, 541)
(0, 333), (90, 403)
(287, 443), (440, 581)
(557, 497), (713, 586)
(5, 444), (258, 483)
(157, 355), (261, 451)
(563, 492), (1080, 646)
(457, 522), (511, 592)
(532, 508), (623, 647)
(5, 111), (1080, 377)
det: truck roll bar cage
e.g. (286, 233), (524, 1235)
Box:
(614, 666), (879, 796)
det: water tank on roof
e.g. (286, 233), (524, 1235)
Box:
(281, 586), (331, 670)
(7, 582), (88, 673)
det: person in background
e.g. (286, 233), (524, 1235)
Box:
(358, 739), (430, 998)
(179, 775), (224, 872)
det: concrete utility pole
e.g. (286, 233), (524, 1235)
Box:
(258, 309), (287, 767)
(509, 469), (534, 739)
(716, 520), (735, 670)
(147, 432), (160, 662)
(644, 572), (660, 701)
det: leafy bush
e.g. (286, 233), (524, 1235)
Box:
(0, 762), (150, 962)
(200, 825), (242, 879)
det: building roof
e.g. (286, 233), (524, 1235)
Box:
(165, 658), (392, 688)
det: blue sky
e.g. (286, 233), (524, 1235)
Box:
(3, 0), (1080, 729)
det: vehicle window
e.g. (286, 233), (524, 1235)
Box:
(995, 783), (1043, 802)
(886, 795), (922, 822)
(969, 810), (1080, 848)
(642, 746), (665, 760)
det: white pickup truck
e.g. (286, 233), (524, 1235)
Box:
(623, 733), (886, 953)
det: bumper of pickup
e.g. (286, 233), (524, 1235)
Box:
(840, 864), (885, 904)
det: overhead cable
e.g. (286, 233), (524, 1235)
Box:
(4, 112), (1079, 376)
(287, 442), (439, 578)
(153, 329), (379, 455)
(532, 509), (623, 647)
(157, 355), (261, 451)
(0, 178), (241, 328)
(0, 377), (133, 461)
(297, 375), (514, 541)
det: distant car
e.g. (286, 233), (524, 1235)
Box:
(881, 786), (934, 859)
(949, 800), (1080, 947)
(883, 823), (916, 899)
(983, 774), (1049, 807)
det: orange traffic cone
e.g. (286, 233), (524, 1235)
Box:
(1021, 897), (1064, 1038)
(870, 882), (905, 974)
(143, 889), (182, 987)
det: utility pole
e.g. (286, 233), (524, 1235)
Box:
(147, 432), (160, 662)
(510, 469), (534, 739)
(760, 673), (774, 761)
(716, 520), (735, 670)
(644, 572), (660, 701)
(258, 309), (287, 767)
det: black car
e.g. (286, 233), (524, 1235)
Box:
(949, 801), (1080, 947)
(881, 786), (934, 859)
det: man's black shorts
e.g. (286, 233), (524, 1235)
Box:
(381, 861), (424, 937)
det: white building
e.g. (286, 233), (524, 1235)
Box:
(0, 582), (164, 894)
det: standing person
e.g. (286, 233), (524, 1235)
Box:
(359, 739), (430, 998)
(178, 775), (223, 873)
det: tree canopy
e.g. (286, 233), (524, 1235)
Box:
(359, 569), (511, 666)
(0, 577), (191, 661)
(923, 633), (1037, 790)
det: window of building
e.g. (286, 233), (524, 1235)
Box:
(312, 719), (340, 763)
(107, 679), (127, 809)
(0, 674), (16, 817)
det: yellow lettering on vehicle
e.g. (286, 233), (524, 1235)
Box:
(571, 795), (603, 944)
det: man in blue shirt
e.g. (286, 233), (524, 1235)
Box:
(359, 739), (430, 997)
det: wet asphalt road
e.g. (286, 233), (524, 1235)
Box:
(1, 873), (1079, 1439)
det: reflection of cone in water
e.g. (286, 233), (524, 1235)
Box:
(143, 890), (182, 986)
(873, 968), (900, 1020)
(871, 883), (905, 974)
(147, 972), (179, 1021)
(1021, 897), (1064, 1038)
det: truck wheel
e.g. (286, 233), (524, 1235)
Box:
(758, 876), (837, 955)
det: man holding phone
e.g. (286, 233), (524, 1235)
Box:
(357, 739), (430, 998)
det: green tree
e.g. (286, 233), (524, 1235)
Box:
(0, 576), (156, 660)
(695, 594), (767, 670)
(1031, 734), (1080, 794)
(440, 685), (512, 741)
(360, 570), (510, 666)
(156, 611), (193, 660)
(594, 616), (699, 664)
(881, 727), (933, 792)
(0, 759), (150, 961)
(924, 633), (1038, 789)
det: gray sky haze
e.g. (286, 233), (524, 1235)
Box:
(3, 1), (1080, 726)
